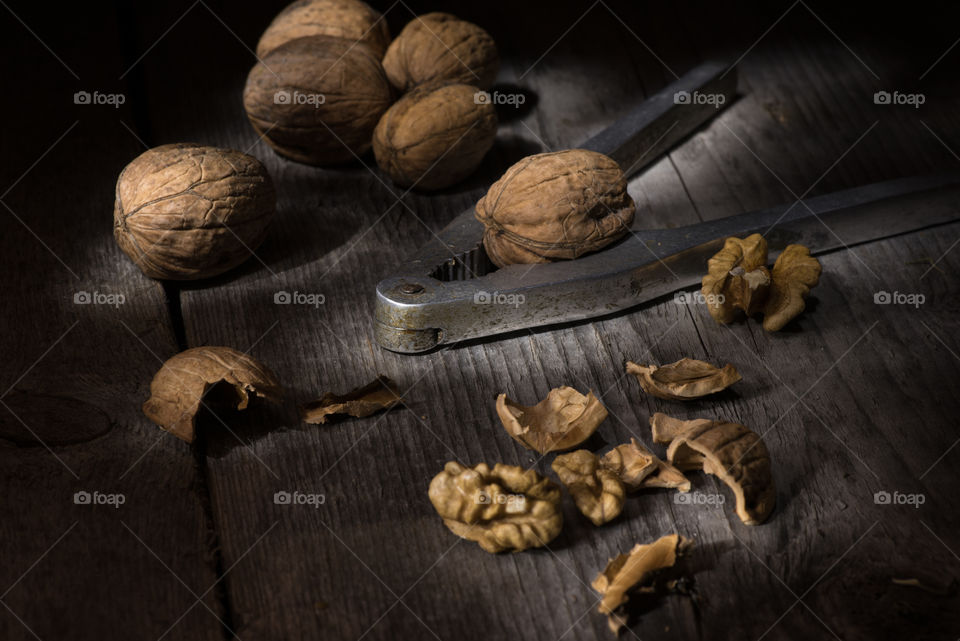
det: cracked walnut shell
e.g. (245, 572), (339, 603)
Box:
(593, 534), (693, 633)
(243, 35), (393, 166)
(653, 413), (776, 524)
(701, 233), (770, 323)
(428, 462), (563, 553)
(626, 358), (741, 401)
(382, 12), (498, 92)
(551, 450), (626, 526)
(600, 438), (690, 493)
(373, 82), (497, 190)
(475, 150), (636, 267)
(114, 143), (276, 280)
(496, 386), (607, 454)
(256, 0), (391, 59)
(142, 346), (282, 443)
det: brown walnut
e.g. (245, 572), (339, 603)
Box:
(428, 461), (563, 553)
(382, 12), (498, 92)
(256, 0), (391, 59)
(114, 143), (275, 280)
(373, 82), (497, 190)
(142, 346), (282, 443)
(701, 233), (771, 323)
(243, 35), (393, 166)
(475, 149), (636, 267)
(763, 244), (822, 331)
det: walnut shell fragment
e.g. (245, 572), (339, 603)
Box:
(243, 35), (393, 166)
(592, 534), (693, 634)
(142, 347), (282, 443)
(600, 438), (690, 493)
(114, 143), (276, 280)
(701, 233), (771, 323)
(428, 461), (563, 553)
(256, 0), (391, 59)
(650, 412), (714, 445)
(653, 413), (776, 524)
(382, 12), (499, 92)
(373, 82), (498, 190)
(626, 358), (741, 401)
(496, 387), (607, 454)
(551, 450), (625, 526)
(302, 376), (402, 424)
(475, 150), (636, 267)
(762, 244), (822, 332)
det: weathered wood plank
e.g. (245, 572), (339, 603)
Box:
(0, 3), (225, 641)
(123, 1), (960, 640)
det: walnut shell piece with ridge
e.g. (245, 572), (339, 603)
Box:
(142, 346), (282, 443)
(255, 0), (391, 58)
(243, 35), (393, 166)
(475, 149), (636, 267)
(381, 12), (498, 92)
(113, 143), (276, 280)
(373, 82), (497, 190)
(656, 414), (776, 524)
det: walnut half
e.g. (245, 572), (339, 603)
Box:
(428, 462), (563, 553)
(142, 346), (282, 443)
(652, 413), (776, 524)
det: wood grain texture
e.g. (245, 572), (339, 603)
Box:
(7, 1), (959, 640)
(0, 4), (224, 641)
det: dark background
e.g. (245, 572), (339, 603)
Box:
(2, 1), (959, 640)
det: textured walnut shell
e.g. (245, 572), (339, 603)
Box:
(592, 534), (693, 633)
(475, 149), (635, 267)
(373, 82), (497, 190)
(626, 358), (741, 401)
(142, 346), (282, 443)
(301, 376), (402, 424)
(763, 244), (822, 331)
(382, 12), (498, 92)
(243, 35), (393, 166)
(551, 450), (625, 526)
(656, 414), (776, 525)
(496, 387), (607, 454)
(702, 234), (771, 323)
(428, 461), (563, 553)
(113, 143), (275, 280)
(256, 0), (391, 59)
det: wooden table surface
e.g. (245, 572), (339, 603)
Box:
(2, 1), (959, 640)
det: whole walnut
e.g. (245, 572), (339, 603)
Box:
(475, 149), (636, 267)
(256, 0), (391, 58)
(382, 12), (498, 92)
(243, 35), (393, 166)
(114, 143), (275, 280)
(373, 82), (497, 190)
